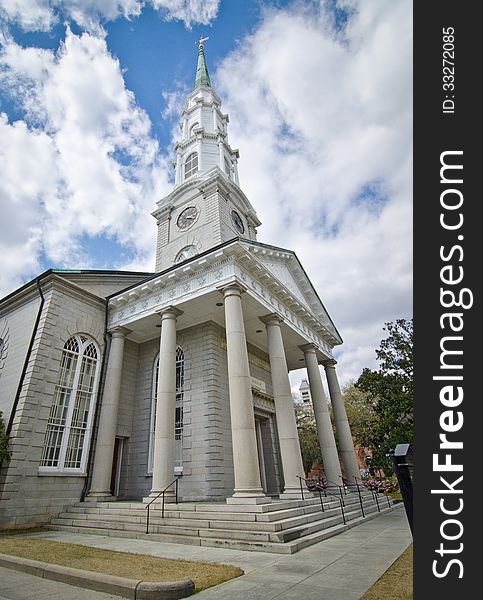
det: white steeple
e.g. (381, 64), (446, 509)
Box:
(174, 38), (240, 187)
(153, 40), (261, 272)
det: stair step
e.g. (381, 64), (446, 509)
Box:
(49, 505), (395, 554)
(50, 495), (394, 554)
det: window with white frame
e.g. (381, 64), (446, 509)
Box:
(175, 245), (198, 264)
(148, 346), (184, 473)
(184, 152), (198, 179)
(189, 122), (199, 137)
(40, 334), (99, 472)
(224, 156), (232, 178)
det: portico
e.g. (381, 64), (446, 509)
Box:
(84, 41), (359, 506)
(84, 236), (358, 505)
(0, 35), (370, 536)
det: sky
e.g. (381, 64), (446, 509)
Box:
(0, 0), (413, 391)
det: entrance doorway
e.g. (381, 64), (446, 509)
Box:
(110, 437), (124, 497)
(255, 418), (268, 493)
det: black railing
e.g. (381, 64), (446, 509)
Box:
(352, 476), (365, 518)
(325, 478), (346, 503)
(355, 475), (392, 511)
(297, 476), (346, 525)
(145, 475), (181, 534)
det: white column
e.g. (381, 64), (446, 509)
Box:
(218, 137), (225, 171)
(175, 151), (181, 185)
(223, 285), (265, 501)
(323, 359), (360, 484)
(182, 117), (188, 140)
(88, 327), (130, 500)
(148, 307), (182, 501)
(197, 140), (203, 172)
(262, 315), (305, 498)
(300, 344), (343, 486)
(212, 104), (218, 132)
(234, 159), (240, 185)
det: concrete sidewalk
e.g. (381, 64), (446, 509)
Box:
(0, 506), (411, 600)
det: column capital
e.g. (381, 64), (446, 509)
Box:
(218, 282), (247, 298)
(259, 313), (284, 327)
(108, 326), (131, 338)
(322, 358), (337, 368)
(299, 343), (318, 355)
(155, 306), (183, 320)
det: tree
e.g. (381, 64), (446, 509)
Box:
(343, 384), (377, 450)
(355, 318), (413, 474)
(0, 411), (9, 464)
(295, 404), (322, 477)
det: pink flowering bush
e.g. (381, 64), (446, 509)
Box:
(362, 476), (398, 494)
(305, 478), (328, 492)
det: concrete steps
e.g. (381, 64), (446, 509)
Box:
(49, 491), (394, 554)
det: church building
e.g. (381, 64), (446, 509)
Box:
(0, 40), (360, 530)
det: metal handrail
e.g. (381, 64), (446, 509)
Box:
(325, 478), (346, 502)
(297, 476), (346, 524)
(354, 476), (379, 512)
(323, 483), (347, 524)
(145, 475), (181, 534)
(355, 475), (392, 511)
(352, 476), (365, 518)
(338, 475), (350, 493)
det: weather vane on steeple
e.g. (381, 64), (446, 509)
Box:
(196, 36), (209, 49)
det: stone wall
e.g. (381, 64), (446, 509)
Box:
(0, 294), (41, 422)
(118, 320), (279, 502)
(0, 279), (106, 529)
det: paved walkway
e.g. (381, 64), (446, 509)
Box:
(0, 506), (411, 600)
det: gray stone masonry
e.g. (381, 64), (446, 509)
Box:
(0, 281), (106, 529)
(118, 320), (277, 502)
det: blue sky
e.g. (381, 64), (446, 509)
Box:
(0, 1), (413, 386)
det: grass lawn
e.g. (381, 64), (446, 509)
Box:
(361, 544), (413, 600)
(0, 537), (243, 592)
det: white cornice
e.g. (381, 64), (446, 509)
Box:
(107, 240), (338, 355)
(153, 169), (261, 228)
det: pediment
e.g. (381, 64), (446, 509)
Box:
(261, 259), (312, 309)
(240, 242), (342, 344)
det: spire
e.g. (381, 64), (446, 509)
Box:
(194, 36), (211, 89)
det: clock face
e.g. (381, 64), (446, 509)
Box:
(231, 210), (245, 234)
(177, 206), (199, 230)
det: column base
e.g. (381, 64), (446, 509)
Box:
(143, 491), (177, 505)
(85, 492), (117, 503)
(279, 487), (313, 500)
(226, 495), (268, 505)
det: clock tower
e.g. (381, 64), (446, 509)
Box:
(153, 38), (261, 271)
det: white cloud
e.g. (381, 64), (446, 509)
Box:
(215, 0), (412, 384)
(0, 0), (412, 387)
(0, 28), (171, 294)
(0, 114), (52, 293)
(0, 0), (220, 32)
(150, 0), (220, 28)
(0, 0), (52, 31)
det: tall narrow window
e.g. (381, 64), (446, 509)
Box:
(189, 122), (199, 137)
(40, 335), (99, 472)
(225, 156), (232, 178)
(184, 152), (198, 179)
(148, 346), (185, 473)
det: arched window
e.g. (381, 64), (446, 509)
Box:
(148, 346), (185, 473)
(225, 156), (232, 178)
(40, 334), (100, 472)
(184, 152), (198, 179)
(189, 122), (199, 137)
(175, 245), (198, 264)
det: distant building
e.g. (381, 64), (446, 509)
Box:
(299, 378), (312, 404)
